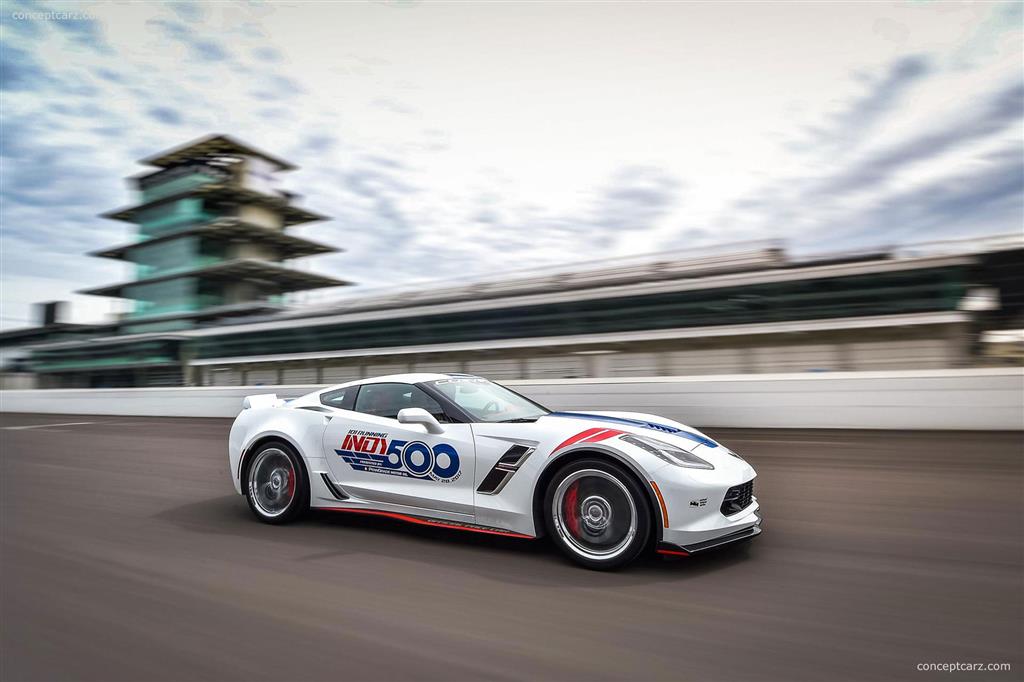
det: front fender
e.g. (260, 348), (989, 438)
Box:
(530, 441), (671, 540)
(545, 440), (669, 483)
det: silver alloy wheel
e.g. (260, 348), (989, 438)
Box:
(248, 448), (296, 518)
(552, 468), (638, 561)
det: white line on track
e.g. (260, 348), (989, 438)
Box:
(3, 421), (97, 431)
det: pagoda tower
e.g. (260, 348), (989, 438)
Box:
(84, 134), (347, 331)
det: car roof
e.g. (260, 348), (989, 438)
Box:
(317, 372), (480, 394)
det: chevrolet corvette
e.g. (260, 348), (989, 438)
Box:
(228, 373), (761, 570)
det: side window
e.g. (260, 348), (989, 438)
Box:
(320, 387), (354, 410)
(353, 383), (450, 422)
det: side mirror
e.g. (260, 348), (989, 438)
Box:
(397, 407), (445, 434)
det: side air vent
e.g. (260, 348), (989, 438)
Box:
(297, 405), (334, 414)
(477, 445), (535, 495)
(320, 473), (349, 500)
(477, 468), (512, 496)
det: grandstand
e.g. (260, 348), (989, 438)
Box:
(10, 233), (1021, 388)
(5, 133), (1019, 389)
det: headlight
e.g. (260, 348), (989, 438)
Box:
(619, 434), (714, 470)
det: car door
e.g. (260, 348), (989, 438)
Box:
(321, 382), (476, 516)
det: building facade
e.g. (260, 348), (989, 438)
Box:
(184, 241), (1016, 385)
(19, 135), (348, 387)
(2, 136), (1021, 388)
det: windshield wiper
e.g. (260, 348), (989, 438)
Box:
(498, 417), (539, 423)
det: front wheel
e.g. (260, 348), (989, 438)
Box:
(544, 459), (651, 570)
(244, 441), (309, 524)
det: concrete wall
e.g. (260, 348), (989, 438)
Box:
(0, 373), (37, 390)
(2, 369), (1020, 430)
(513, 369), (1023, 430)
(189, 321), (975, 387)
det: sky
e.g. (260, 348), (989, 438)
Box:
(1, 0), (1021, 327)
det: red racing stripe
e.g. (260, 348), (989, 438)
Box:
(582, 428), (624, 443)
(320, 508), (534, 539)
(552, 427), (624, 454)
(551, 427), (607, 453)
(657, 548), (690, 557)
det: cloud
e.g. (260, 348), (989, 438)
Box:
(715, 71), (1024, 253)
(248, 72), (305, 99)
(296, 133), (339, 154)
(798, 144), (1023, 250)
(828, 55), (932, 152)
(190, 38), (228, 62)
(590, 167), (682, 243)
(0, 78), (134, 325)
(366, 164), (686, 282)
(169, 2), (205, 24)
(145, 18), (231, 62)
(0, 43), (55, 91)
(813, 80), (1023, 198)
(1, 5), (1021, 323)
(252, 46), (281, 63)
(94, 67), (125, 83)
(0, 113), (121, 217)
(1, 9), (43, 39)
(257, 106), (291, 121)
(371, 97), (418, 116)
(52, 15), (112, 54)
(146, 105), (184, 125)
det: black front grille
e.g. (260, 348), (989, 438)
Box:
(721, 480), (754, 515)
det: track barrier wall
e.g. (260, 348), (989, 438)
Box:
(2, 369), (1021, 430)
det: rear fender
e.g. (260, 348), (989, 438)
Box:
(230, 407), (330, 494)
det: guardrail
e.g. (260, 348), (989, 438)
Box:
(1, 369), (1021, 430)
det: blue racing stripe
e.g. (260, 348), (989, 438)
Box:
(546, 411), (718, 448)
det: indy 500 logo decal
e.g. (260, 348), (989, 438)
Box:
(335, 429), (461, 483)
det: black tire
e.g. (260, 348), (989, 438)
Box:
(543, 458), (651, 570)
(243, 441), (309, 524)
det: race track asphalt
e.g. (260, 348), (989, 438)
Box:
(1, 413), (1021, 682)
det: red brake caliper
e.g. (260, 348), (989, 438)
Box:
(564, 482), (580, 536)
(287, 464), (296, 499)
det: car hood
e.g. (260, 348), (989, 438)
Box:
(539, 410), (722, 453)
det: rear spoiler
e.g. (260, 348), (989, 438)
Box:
(242, 393), (286, 409)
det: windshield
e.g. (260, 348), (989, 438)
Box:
(428, 377), (549, 423)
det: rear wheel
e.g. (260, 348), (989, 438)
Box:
(244, 442), (309, 524)
(544, 458), (651, 570)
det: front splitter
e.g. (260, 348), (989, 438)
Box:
(657, 513), (762, 557)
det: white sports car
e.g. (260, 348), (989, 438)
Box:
(229, 373), (761, 570)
